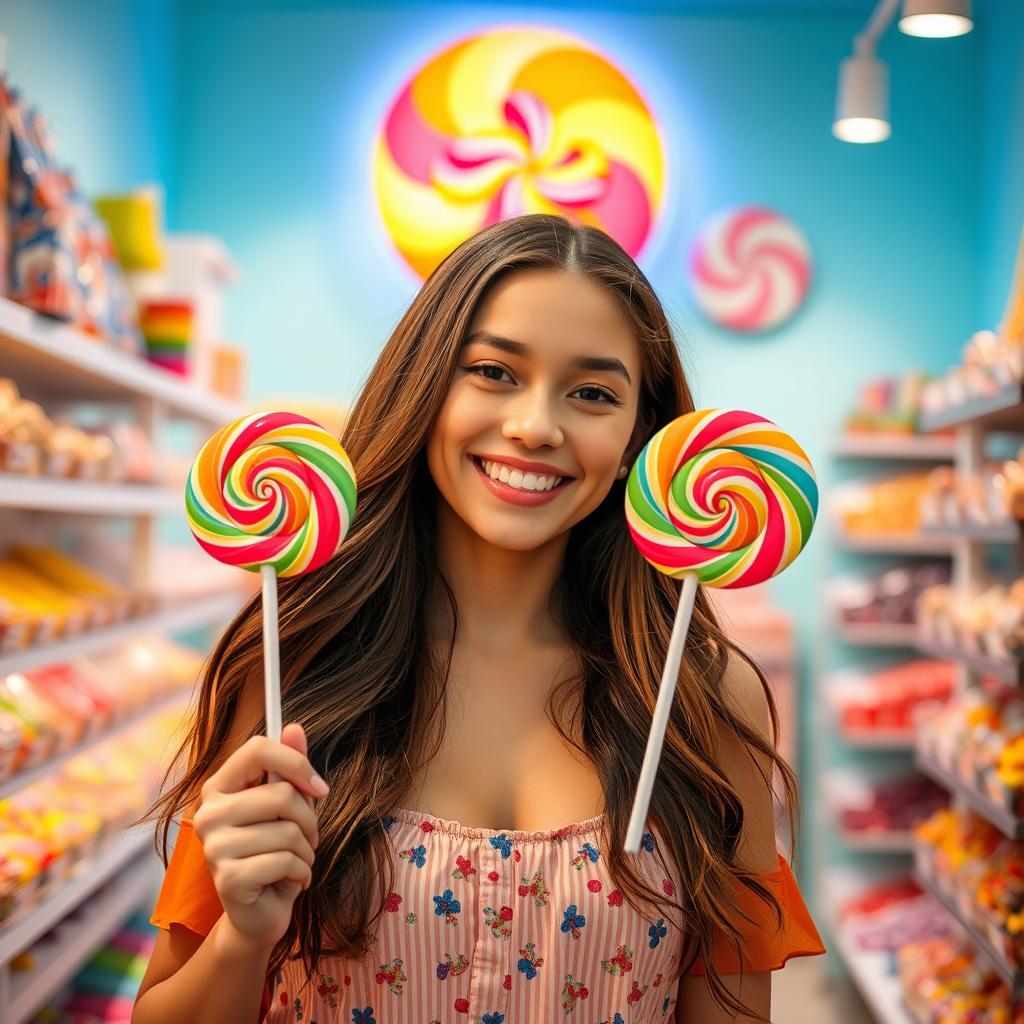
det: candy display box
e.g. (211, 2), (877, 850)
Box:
(127, 233), (238, 393)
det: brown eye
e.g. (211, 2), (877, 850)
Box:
(574, 386), (619, 405)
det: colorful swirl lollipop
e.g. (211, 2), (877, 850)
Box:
(621, 408), (817, 852)
(186, 410), (357, 578)
(186, 411), (357, 758)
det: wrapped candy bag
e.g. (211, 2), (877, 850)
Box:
(0, 76), (142, 354)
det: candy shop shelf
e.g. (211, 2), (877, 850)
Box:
(823, 868), (917, 1024)
(833, 528), (954, 554)
(840, 829), (917, 853)
(0, 826), (152, 960)
(918, 383), (1024, 434)
(914, 748), (1024, 840)
(835, 620), (920, 647)
(833, 433), (957, 461)
(919, 522), (1021, 544)
(0, 690), (192, 800)
(915, 636), (1023, 684)
(911, 866), (1024, 995)
(0, 296), (243, 424)
(0, 474), (183, 515)
(0, 587), (247, 676)
(5, 847), (160, 1024)
(841, 729), (916, 751)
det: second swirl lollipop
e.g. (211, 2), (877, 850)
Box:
(621, 408), (817, 852)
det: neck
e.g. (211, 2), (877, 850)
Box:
(428, 498), (570, 652)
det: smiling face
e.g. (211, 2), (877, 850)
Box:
(426, 267), (644, 554)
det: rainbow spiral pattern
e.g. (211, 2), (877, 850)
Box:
(625, 409), (817, 588)
(373, 26), (666, 280)
(185, 411), (357, 578)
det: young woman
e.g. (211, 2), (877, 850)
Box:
(132, 214), (825, 1024)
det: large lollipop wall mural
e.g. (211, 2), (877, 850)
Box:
(623, 408), (817, 852)
(186, 412), (357, 771)
(373, 26), (667, 280)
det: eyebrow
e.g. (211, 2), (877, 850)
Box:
(462, 330), (633, 386)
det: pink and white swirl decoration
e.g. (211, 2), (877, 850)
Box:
(689, 206), (812, 333)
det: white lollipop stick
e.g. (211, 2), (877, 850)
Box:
(261, 564), (282, 783)
(624, 573), (699, 853)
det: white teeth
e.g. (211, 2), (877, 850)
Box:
(479, 458), (564, 492)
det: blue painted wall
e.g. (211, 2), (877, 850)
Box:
(2, 0), (178, 195)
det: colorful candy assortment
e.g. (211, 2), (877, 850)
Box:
(915, 808), (1024, 969)
(0, 77), (141, 354)
(0, 636), (200, 780)
(837, 472), (932, 535)
(898, 933), (1021, 1024)
(832, 562), (949, 627)
(0, 544), (154, 652)
(835, 774), (949, 838)
(0, 704), (187, 926)
(921, 457), (1024, 530)
(839, 876), (950, 952)
(831, 660), (955, 737)
(843, 371), (948, 436)
(918, 685), (1024, 817)
(25, 911), (158, 1023)
(139, 299), (193, 377)
(920, 329), (1024, 422)
(918, 580), (1024, 664)
(0, 379), (157, 483)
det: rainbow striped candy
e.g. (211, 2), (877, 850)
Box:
(625, 408), (816, 588)
(185, 411), (357, 578)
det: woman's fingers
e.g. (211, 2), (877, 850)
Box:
(216, 850), (313, 900)
(203, 820), (316, 870)
(197, 780), (319, 850)
(203, 733), (329, 801)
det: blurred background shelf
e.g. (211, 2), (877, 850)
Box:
(0, 296), (241, 424)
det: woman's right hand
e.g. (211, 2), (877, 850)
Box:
(192, 721), (329, 953)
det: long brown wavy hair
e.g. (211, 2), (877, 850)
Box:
(141, 213), (803, 1022)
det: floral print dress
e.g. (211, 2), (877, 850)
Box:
(151, 807), (826, 1024)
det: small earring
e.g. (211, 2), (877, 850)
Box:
(617, 465), (628, 479)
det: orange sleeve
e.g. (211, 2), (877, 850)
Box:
(149, 818), (224, 937)
(684, 852), (827, 975)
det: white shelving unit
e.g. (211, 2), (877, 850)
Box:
(0, 291), (245, 1018)
(817, 433), (956, 1018)
(910, 396), (1024, 1007)
(824, 868), (917, 1024)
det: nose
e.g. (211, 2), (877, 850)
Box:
(501, 384), (564, 449)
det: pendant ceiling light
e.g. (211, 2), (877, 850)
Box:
(899, 0), (973, 38)
(833, 0), (972, 144)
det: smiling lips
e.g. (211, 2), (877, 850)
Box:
(469, 455), (573, 507)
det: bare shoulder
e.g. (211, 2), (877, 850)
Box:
(719, 650), (773, 742)
(713, 651), (780, 875)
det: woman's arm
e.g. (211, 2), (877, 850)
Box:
(132, 914), (274, 1024)
(675, 653), (781, 1022)
(675, 970), (772, 1022)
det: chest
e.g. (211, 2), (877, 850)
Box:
(403, 645), (606, 833)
